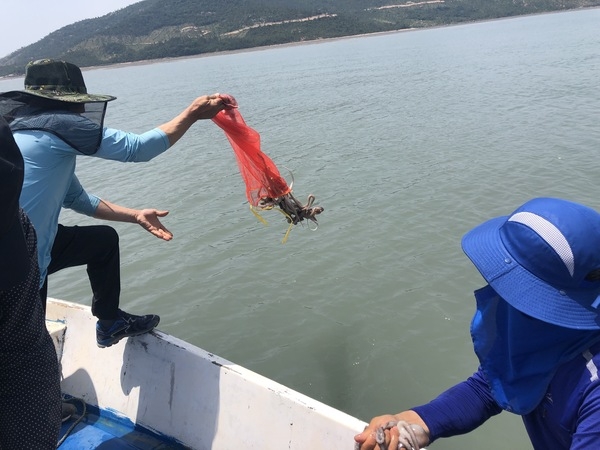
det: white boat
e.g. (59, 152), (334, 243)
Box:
(46, 297), (367, 449)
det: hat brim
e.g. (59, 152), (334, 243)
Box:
(4, 89), (116, 104)
(462, 216), (600, 330)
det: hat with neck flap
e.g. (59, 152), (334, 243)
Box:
(20, 59), (116, 103)
(462, 197), (600, 330)
(0, 59), (116, 155)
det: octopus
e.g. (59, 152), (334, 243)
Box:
(355, 420), (425, 450)
(257, 192), (324, 226)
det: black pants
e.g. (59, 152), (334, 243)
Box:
(40, 224), (121, 320)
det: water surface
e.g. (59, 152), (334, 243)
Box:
(2, 9), (599, 449)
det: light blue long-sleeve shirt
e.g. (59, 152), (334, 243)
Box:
(16, 126), (170, 285)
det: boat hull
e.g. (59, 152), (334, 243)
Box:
(47, 298), (366, 449)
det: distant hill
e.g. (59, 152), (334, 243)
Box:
(1, 0), (599, 77)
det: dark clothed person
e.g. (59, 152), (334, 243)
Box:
(0, 115), (61, 449)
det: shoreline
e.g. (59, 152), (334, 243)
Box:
(78, 6), (600, 73)
(3, 6), (599, 78)
(75, 27), (417, 74)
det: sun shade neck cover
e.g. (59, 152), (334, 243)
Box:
(0, 92), (107, 155)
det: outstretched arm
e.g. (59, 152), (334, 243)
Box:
(95, 93), (238, 163)
(94, 199), (173, 241)
(63, 175), (172, 240)
(158, 93), (228, 146)
(355, 369), (502, 449)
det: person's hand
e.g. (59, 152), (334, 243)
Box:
(158, 93), (238, 146)
(218, 93), (238, 109)
(355, 414), (397, 450)
(135, 209), (173, 241)
(354, 412), (430, 450)
(188, 93), (236, 121)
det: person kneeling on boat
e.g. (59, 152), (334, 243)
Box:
(355, 197), (600, 450)
(0, 59), (229, 348)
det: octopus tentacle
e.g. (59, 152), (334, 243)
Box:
(374, 420), (424, 450)
(259, 191), (323, 227)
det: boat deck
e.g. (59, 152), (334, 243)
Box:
(58, 402), (188, 449)
(49, 322), (188, 449)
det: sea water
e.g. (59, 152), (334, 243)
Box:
(2, 8), (599, 449)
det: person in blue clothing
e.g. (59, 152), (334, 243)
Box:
(0, 59), (230, 348)
(355, 197), (600, 450)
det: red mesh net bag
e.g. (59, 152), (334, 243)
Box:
(212, 94), (323, 241)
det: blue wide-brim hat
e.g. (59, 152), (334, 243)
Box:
(462, 197), (600, 330)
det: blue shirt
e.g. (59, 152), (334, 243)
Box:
(412, 341), (600, 449)
(16, 127), (170, 285)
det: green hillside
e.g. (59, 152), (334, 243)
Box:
(1, 0), (599, 77)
